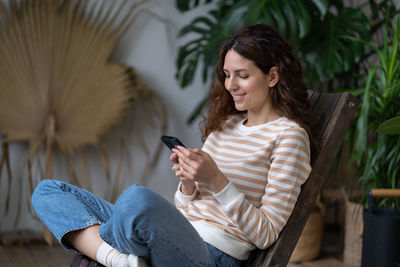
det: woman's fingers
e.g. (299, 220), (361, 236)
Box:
(190, 148), (206, 156)
(172, 163), (179, 172)
(170, 149), (194, 180)
(169, 152), (179, 164)
(173, 154), (194, 176)
(174, 146), (199, 160)
(172, 161), (191, 177)
(173, 146), (199, 166)
(172, 146), (217, 184)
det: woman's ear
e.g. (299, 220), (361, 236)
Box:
(267, 66), (279, 88)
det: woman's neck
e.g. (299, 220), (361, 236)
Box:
(245, 108), (281, 127)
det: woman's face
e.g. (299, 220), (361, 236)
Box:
(223, 49), (273, 114)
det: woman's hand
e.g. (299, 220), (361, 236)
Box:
(169, 152), (196, 196)
(172, 146), (229, 193)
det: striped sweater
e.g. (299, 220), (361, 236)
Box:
(174, 115), (311, 260)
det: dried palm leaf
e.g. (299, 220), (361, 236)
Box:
(0, 0), (167, 232)
(0, 0), (143, 155)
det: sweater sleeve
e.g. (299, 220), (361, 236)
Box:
(214, 126), (311, 249)
(174, 182), (199, 212)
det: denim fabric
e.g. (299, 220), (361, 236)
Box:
(205, 243), (243, 267)
(31, 180), (242, 267)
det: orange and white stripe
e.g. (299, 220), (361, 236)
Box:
(175, 115), (311, 260)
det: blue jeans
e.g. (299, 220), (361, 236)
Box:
(31, 180), (243, 267)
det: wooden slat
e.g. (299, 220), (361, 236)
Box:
(245, 91), (359, 267)
(371, 189), (400, 198)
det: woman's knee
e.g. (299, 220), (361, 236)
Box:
(113, 185), (168, 225)
(31, 179), (61, 211)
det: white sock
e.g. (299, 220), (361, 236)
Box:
(96, 241), (129, 267)
(128, 254), (148, 267)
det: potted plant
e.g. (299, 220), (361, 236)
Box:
(357, 116), (400, 267)
(347, 14), (400, 210)
(345, 13), (400, 267)
(360, 115), (400, 267)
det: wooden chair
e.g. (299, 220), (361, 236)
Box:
(244, 90), (359, 266)
(71, 90), (359, 267)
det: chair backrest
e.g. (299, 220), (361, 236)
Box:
(245, 90), (359, 267)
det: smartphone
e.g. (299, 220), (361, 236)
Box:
(161, 135), (186, 151)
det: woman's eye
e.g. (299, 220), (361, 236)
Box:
(240, 75), (249, 79)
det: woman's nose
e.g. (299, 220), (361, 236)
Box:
(225, 77), (237, 91)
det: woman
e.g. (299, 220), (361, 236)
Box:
(32, 24), (313, 267)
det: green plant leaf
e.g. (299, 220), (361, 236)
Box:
(186, 97), (209, 124)
(176, 0), (214, 12)
(310, 0), (329, 17)
(355, 66), (378, 160)
(175, 9), (226, 87)
(387, 18), (400, 87)
(377, 116), (400, 134)
(298, 7), (370, 82)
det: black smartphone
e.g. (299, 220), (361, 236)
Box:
(161, 135), (186, 151)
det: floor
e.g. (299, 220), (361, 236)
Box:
(288, 258), (348, 267)
(0, 243), (73, 267)
(0, 244), (351, 267)
(0, 229), (353, 267)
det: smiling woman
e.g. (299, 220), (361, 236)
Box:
(32, 24), (315, 267)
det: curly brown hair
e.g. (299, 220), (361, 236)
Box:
(202, 24), (313, 145)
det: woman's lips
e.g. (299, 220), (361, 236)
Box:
(232, 93), (245, 101)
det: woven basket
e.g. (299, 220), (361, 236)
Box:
(343, 201), (363, 267)
(289, 202), (325, 262)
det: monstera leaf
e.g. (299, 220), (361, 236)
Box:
(297, 7), (370, 82)
(176, 7), (228, 88)
(176, 0), (214, 12)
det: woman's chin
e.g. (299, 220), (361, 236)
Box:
(234, 104), (246, 111)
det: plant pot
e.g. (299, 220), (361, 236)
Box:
(289, 202), (325, 262)
(361, 189), (400, 267)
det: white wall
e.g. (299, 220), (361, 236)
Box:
(0, 0), (214, 232)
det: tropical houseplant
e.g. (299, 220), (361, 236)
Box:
(342, 11), (400, 266)
(346, 14), (400, 210)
